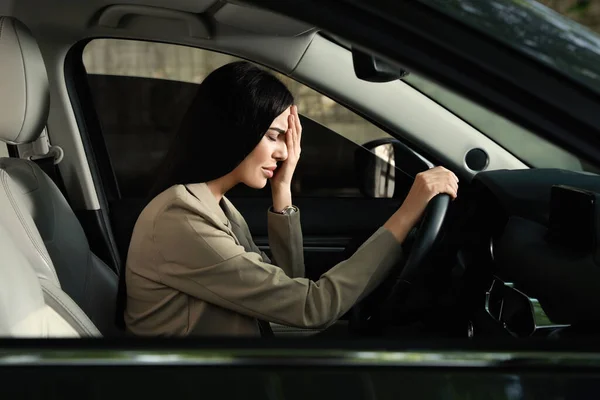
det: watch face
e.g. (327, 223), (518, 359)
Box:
(283, 206), (296, 215)
(272, 206), (296, 215)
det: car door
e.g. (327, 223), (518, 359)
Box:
(75, 38), (431, 281)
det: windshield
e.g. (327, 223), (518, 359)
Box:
(402, 73), (598, 172)
(418, 0), (600, 95)
(321, 30), (597, 172)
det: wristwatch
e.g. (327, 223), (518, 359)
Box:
(272, 205), (298, 216)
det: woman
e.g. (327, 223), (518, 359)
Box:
(124, 61), (459, 336)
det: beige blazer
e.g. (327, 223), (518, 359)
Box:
(124, 183), (404, 336)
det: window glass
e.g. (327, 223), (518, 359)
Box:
(418, 0), (600, 95)
(83, 39), (396, 199)
(322, 32), (596, 172)
(402, 73), (591, 171)
(540, 0), (600, 34)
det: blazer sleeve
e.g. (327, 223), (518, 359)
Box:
(265, 209), (305, 278)
(153, 196), (403, 329)
(234, 218), (273, 265)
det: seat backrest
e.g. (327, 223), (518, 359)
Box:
(0, 159), (121, 335)
(0, 227), (78, 337)
(0, 16), (120, 336)
(0, 192), (100, 337)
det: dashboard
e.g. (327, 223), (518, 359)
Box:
(454, 168), (600, 338)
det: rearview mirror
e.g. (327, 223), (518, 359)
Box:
(352, 48), (409, 82)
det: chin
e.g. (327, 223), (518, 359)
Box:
(244, 177), (268, 189)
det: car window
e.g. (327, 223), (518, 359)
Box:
(418, 0), (600, 96)
(322, 32), (595, 173)
(82, 39), (396, 199)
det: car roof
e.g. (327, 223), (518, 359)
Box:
(2, 0), (316, 37)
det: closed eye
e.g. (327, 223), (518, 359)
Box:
(267, 127), (286, 142)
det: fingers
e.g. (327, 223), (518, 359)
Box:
(446, 171), (458, 193)
(430, 166), (458, 181)
(430, 167), (459, 186)
(287, 114), (296, 155)
(292, 105), (302, 138)
(294, 113), (301, 156)
(286, 122), (293, 155)
(416, 166), (460, 200)
(446, 183), (458, 199)
(288, 110), (301, 159)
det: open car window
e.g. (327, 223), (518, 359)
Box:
(82, 39), (398, 199)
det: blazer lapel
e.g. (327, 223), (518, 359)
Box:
(184, 183), (235, 236)
(220, 197), (255, 253)
(184, 183), (256, 252)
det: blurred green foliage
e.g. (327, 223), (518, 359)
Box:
(539, 0), (600, 31)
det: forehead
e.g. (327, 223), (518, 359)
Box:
(271, 107), (291, 129)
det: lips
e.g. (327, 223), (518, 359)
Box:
(262, 166), (277, 178)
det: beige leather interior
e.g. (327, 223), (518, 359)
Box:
(0, 16), (103, 337)
(0, 17), (49, 145)
(0, 205), (97, 337)
(0, 168), (58, 284)
(0, 156), (120, 336)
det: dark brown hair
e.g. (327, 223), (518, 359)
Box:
(150, 60), (294, 197)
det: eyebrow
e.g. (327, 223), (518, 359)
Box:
(268, 127), (286, 135)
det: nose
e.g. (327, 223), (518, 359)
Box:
(273, 139), (288, 161)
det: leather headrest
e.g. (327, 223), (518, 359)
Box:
(0, 17), (49, 144)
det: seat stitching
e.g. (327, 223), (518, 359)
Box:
(13, 17), (29, 143)
(1, 171), (56, 273)
(42, 284), (89, 332)
(41, 282), (94, 336)
(0, 172), (59, 283)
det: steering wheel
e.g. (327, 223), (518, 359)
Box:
(391, 193), (451, 284)
(349, 194), (451, 333)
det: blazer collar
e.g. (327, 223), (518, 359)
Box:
(184, 182), (230, 228)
